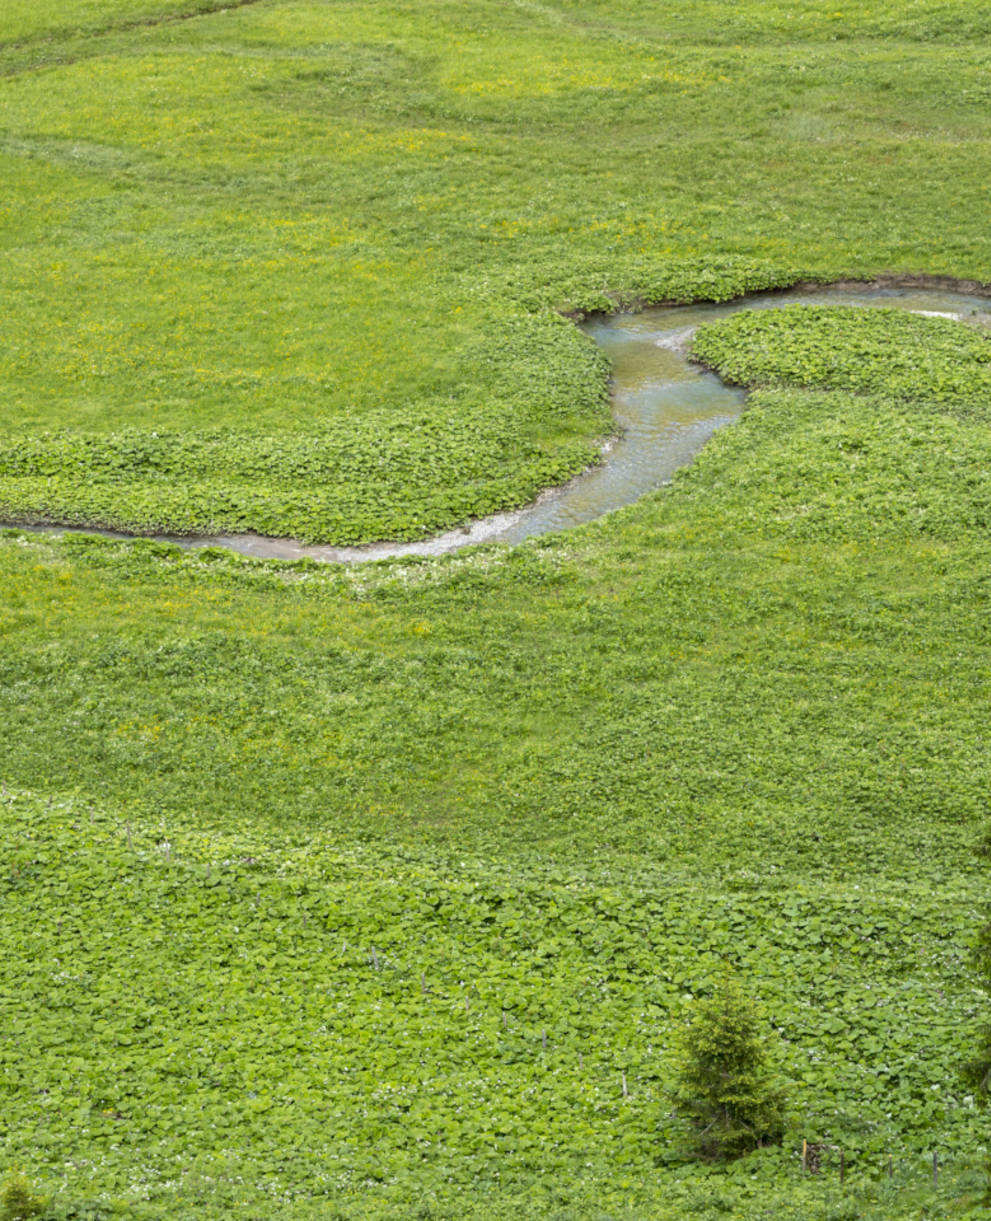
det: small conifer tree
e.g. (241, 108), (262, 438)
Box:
(0, 1173), (44, 1221)
(962, 829), (991, 1203)
(962, 922), (991, 1100)
(668, 971), (787, 1161)
(963, 829), (991, 1103)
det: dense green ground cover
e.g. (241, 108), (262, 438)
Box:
(3, 0), (991, 538)
(0, 788), (984, 1218)
(3, 1), (991, 1217)
(3, 302), (991, 1216)
(693, 306), (991, 412)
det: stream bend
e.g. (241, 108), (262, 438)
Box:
(10, 281), (991, 564)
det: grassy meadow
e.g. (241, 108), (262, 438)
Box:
(2, 1), (991, 1217)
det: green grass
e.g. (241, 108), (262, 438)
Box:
(692, 306), (991, 411)
(1, 0), (250, 45)
(0, 788), (984, 1219)
(2, 1), (991, 1217)
(2, 302), (991, 1215)
(2, 0), (991, 539)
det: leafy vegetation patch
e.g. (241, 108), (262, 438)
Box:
(3, 0), (991, 539)
(692, 306), (991, 414)
(2, 290), (990, 1214)
(0, 418), (598, 546)
(4, 0), (991, 1216)
(0, 788), (984, 1218)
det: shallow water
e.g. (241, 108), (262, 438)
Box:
(10, 283), (991, 563)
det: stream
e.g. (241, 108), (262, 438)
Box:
(10, 282), (991, 564)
